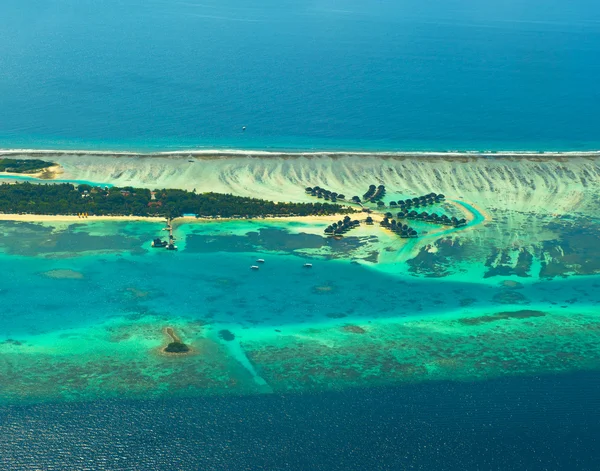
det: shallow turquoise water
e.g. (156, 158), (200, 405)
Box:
(1, 220), (598, 342)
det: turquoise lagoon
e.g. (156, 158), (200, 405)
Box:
(1, 210), (599, 404)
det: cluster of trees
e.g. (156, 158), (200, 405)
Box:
(0, 158), (54, 173)
(0, 182), (352, 218)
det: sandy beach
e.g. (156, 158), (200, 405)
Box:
(0, 151), (595, 219)
(0, 214), (168, 223)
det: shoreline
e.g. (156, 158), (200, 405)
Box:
(2, 148), (600, 162)
(0, 213), (355, 224)
(0, 214), (168, 223)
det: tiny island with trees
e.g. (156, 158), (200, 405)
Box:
(0, 158), (55, 174)
(0, 182), (353, 218)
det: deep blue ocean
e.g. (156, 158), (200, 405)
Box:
(1, 0), (600, 151)
(2, 373), (600, 470)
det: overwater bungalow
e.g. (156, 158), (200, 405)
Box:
(363, 184), (377, 200)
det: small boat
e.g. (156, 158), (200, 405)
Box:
(166, 243), (178, 251)
(250, 265), (260, 270)
(151, 238), (168, 248)
(303, 263), (313, 268)
(256, 259), (265, 263)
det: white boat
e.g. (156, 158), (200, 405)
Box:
(303, 263), (313, 268)
(256, 259), (265, 263)
(250, 265), (260, 270)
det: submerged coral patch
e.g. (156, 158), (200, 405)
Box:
(458, 310), (546, 325)
(41, 269), (84, 279)
(218, 329), (236, 341)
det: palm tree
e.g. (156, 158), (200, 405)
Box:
(366, 216), (373, 224)
(305, 187), (313, 193)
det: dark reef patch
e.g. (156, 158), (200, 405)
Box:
(459, 298), (477, 307)
(185, 228), (366, 258)
(326, 312), (347, 319)
(492, 290), (529, 304)
(459, 310), (546, 325)
(218, 329), (235, 341)
(484, 248), (533, 278)
(342, 325), (367, 334)
(540, 219), (600, 277)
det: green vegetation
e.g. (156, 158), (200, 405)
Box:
(0, 182), (353, 218)
(164, 341), (190, 354)
(0, 159), (54, 174)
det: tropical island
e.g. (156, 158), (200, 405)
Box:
(0, 182), (354, 218)
(0, 158), (55, 174)
(162, 327), (191, 355)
